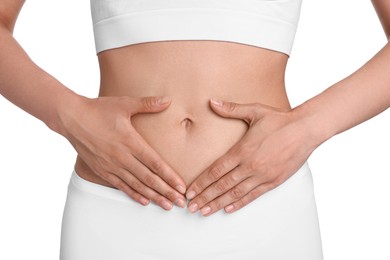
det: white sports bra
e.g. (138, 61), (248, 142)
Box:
(90, 0), (303, 56)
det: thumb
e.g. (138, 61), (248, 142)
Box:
(131, 96), (171, 115)
(210, 98), (262, 125)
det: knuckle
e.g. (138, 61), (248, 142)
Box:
(143, 96), (158, 110)
(191, 180), (204, 192)
(230, 171), (241, 182)
(129, 179), (143, 192)
(151, 160), (164, 174)
(197, 194), (209, 205)
(164, 190), (176, 201)
(214, 179), (229, 193)
(226, 102), (237, 112)
(230, 186), (244, 199)
(131, 139), (145, 156)
(208, 166), (222, 180)
(143, 174), (157, 188)
(248, 158), (262, 171)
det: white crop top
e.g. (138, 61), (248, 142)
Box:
(91, 0), (303, 56)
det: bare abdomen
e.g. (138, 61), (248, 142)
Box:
(75, 40), (291, 186)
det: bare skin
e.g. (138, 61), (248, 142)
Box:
(78, 41), (289, 188)
(186, 0), (390, 216)
(0, 0), (389, 216)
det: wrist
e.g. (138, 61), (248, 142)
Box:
(291, 101), (335, 149)
(47, 89), (90, 138)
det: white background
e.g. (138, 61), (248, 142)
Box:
(1, 0), (389, 259)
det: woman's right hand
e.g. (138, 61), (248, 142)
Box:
(58, 95), (187, 210)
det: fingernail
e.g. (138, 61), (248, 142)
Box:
(188, 203), (198, 213)
(186, 190), (196, 200)
(210, 98), (223, 107)
(175, 198), (187, 208)
(162, 201), (173, 210)
(225, 204), (234, 213)
(140, 197), (150, 206)
(176, 185), (186, 194)
(158, 96), (170, 105)
(201, 206), (211, 216)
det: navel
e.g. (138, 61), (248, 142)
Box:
(180, 118), (193, 130)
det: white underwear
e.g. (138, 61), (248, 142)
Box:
(60, 162), (323, 260)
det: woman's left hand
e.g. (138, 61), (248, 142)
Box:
(186, 99), (319, 216)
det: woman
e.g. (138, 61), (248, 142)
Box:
(1, 0), (389, 259)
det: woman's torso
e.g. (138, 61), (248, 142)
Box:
(75, 40), (290, 187)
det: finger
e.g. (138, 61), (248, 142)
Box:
(129, 131), (187, 194)
(103, 171), (150, 206)
(186, 154), (239, 200)
(130, 96), (172, 115)
(209, 98), (265, 125)
(124, 156), (187, 208)
(116, 168), (176, 211)
(224, 182), (274, 214)
(199, 177), (261, 216)
(187, 165), (248, 213)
